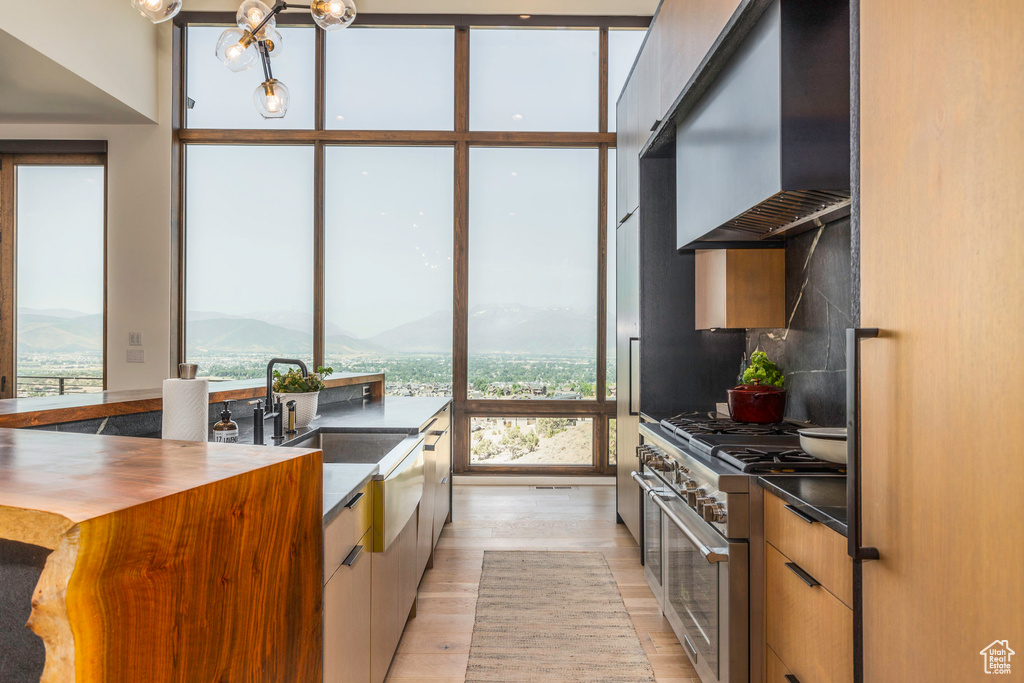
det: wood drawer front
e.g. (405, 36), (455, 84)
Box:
(764, 491), (853, 607)
(324, 526), (372, 683)
(765, 645), (794, 682)
(325, 484), (372, 581)
(766, 543), (853, 683)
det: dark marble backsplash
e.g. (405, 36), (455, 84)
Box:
(745, 217), (854, 427)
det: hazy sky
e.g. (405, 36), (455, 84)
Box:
(182, 26), (643, 341)
(17, 166), (104, 315)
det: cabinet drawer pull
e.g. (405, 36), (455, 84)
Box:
(344, 491), (364, 509)
(785, 561), (821, 588)
(341, 545), (364, 567)
(440, 475), (448, 485)
(785, 675), (801, 683)
(784, 504), (817, 524)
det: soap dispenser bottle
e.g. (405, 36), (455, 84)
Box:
(213, 400), (238, 443)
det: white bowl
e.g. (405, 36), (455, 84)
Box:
(798, 427), (847, 464)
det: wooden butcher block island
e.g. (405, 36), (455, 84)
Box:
(0, 429), (324, 683)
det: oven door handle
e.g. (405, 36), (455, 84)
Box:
(647, 490), (728, 564)
(631, 471), (654, 494)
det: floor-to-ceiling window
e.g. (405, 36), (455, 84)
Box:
(0, 152), (106, 397)
(176, 15), (647, 473)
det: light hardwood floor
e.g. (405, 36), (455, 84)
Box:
(384, 484), (700, 683)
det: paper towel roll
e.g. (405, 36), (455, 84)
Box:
(162, 378), (210, 442)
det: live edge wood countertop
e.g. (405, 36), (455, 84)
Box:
(0, 430), (325, 682)
(0, 371), (384, 429)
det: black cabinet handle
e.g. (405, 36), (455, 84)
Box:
(785, 562), (821, 588)
(440, 475), (448, 485)
(784, 504), (816, 524)
(785, 675), (802, 683)
(344, 491), (364, 509)
(847, 328), (881, 562)
(341, 545), (364, 567)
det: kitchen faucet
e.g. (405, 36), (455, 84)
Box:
(263, 358), (309, 440)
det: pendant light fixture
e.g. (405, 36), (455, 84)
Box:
(133, 0), (357, 119)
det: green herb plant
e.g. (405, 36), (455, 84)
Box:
(742, 351), (785, 388)
(273, 366), (334, 393)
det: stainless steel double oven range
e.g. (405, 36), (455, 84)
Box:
(631, 413), (844, 683)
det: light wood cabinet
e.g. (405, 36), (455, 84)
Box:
(325, 483), (372, 580)
(324, 527), (372, 683)
(859, 1), (1024, 679)
(432, 428), (452, 548)
(765, 544), (852, 683)
(416, 446), (435, 576)
(765, 645), (795, 682)
(764, 490), (852, 608)
(694, 249), (785, 330)
(763, 492), (853, 683)
(370, 513), (419, 683)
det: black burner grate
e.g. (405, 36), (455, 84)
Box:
(660, 412), (801, 439)
(714, 446), (846, 474)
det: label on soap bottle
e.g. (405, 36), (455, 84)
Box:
(214, 428), (238, 444)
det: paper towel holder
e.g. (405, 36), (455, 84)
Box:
(178, 363), (198, 380)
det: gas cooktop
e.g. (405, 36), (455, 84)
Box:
(654, 413), (844, 475)
(659, 411), (802, 440)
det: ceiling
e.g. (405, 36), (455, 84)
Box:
(184, 0), (659, 15)
(0, 30), (151, 125)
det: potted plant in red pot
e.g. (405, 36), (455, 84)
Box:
(728, 351), (786, 423)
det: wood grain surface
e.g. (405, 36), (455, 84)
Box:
(0, 372), (383, 429)
(0, 431), (324, 682)
(859, 0), (1024, 678)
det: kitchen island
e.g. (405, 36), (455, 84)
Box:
(0, 430), (324, 682)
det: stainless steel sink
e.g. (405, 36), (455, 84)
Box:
(293, 432), (408, 464)
(291, 431), (425, 552)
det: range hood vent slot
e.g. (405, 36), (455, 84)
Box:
(724, 191), (851, 238)
(675, 0), (851, 250)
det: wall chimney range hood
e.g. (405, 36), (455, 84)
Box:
(675, 0), (850, 251)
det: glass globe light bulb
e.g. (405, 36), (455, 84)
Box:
(254, 79), (290, 119)
(311, 0), (356, 31)
(215, 28), (258, 72)
(236, 0), (276, 37)
(262, 28), (285, 59)
(130, 0), (182, 23)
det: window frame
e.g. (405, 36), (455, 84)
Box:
(171, 13), (650, 476)
(0, 145), (108, 398)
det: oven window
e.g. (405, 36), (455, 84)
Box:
(666, 516), (720, 676)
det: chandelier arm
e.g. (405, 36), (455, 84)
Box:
(259, 42), (273, 81)
(249, 3), (286, 40)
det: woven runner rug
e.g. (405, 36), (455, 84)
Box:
(465, 551), (656, 682)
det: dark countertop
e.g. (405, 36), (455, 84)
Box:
(224, 396), (452, 447)
(143, 395), (450, 521)
(757, 475), (848, 536)
(323, 463), (378, 525)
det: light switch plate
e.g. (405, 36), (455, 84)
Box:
(129, 332), (143, 346)
(126, 348), (145, 363)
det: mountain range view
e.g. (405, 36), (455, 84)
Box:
(17, 305), (612, 356)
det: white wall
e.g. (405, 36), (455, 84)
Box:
(0, 0), (653, 392)
(0, 29), (173, 391)
(0, 0), (160, 121)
